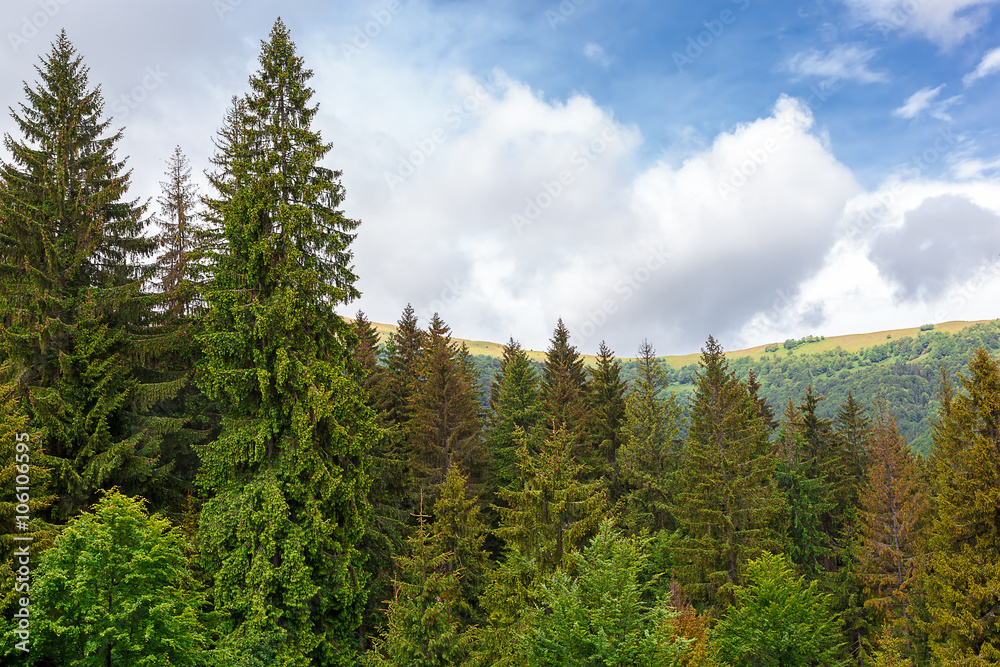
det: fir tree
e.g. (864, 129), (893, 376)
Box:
(383, 304), (424, 426)
(586, 340), (627, 477)
(673, 336), (786, 608)
(539, 319), (592, 472)
(486, 338), (542, 496)
(195, 19), (376, 666)
(407, 314), (484, 496)
(0, 31), (161, 521)
(618, 339), (683, 534)
(857, 398), (927, 633)
(923, 347), (1000, 663)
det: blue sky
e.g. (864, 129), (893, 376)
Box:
(3, 0), (1000, 355)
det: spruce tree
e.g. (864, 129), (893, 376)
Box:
(857, 398), (927, 633)
(407, 314), (483, 496)
(383, 304), (424, 426)
(154, 145), (205, 317)
(923, 347), (1000, 663)
(195, 19), (376, 666)
(586, 340), (627, 478)
(0, 31), (161, 521)
(539, 319), (592, 472)
(618, 339), (683, 534)
(673, 336), (786, 608)
(486, 338), (542, 496)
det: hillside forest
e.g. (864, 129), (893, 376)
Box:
(2, 20), (1000, 667)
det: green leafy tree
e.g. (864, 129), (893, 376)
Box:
(0, 31), (160, 521)
(674, 336), (786, 607)
(29, 489), (210, 666)
(923, 348), (1000, 664)
(526, 521), (688, 667)
(712, 552), (844, 667)
(195, 20), (376, 666)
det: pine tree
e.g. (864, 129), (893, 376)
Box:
(495, 426), (606, 575)
(539, 319), (592, 472)
(857, 398), (927, 632)
(923, 347), (1000, 664)
(618, 339), (683, 534)
(362, 496), (471, 667)
(383, 304), (424, 426)
(485, 338), (542, 496)
(195, 19), (376, 666)
(407, 314), (483, 496)
(154, 145), (205, 318)
(353, 311), (411, 649)
(673, 336), (786, 608)
(0, 31), (161, 521)
(586, 340), (627, 477)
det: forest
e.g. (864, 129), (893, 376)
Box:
(2, 19), (1000, 667)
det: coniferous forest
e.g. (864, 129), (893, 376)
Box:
(2, 20), (1000, 667)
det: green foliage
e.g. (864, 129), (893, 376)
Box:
(713, 552), (844, 667)
(0, 31), (161, 521)
(486, 338), (542, 496)
(540, 319), (591, 469)
(526, 521), (688, 667)
(586, 340), (627, 478)
(923, 348), (1000, 664)
(195, 20), (375, 666)
(28, 489), (210, 666)
(618, 339), (684, 534)
(674, 336), (786, 607)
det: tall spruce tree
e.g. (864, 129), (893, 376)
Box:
(486, 338), (542, 496)
(195, 19), (376, 666)
(154, 145), (205, 317)
(923, 348), (1000, 664)
(673, 336), (786, 608)
(857, 398), (927, 634)
(586, 340), (627, 478)
(540, 319), (593, 474)
(618, 339), (683, 534)
(383, 304), (424, 426)
(0, 32), (161, 521)
(407, 314), (483, 497)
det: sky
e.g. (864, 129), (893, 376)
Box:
(3, 0), (1000, 356)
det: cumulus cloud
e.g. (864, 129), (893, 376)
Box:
(843, 0), (998, 49)
(783, 44), (887, 85)
(869, 194), (1000, 301)
(964, 45), (1000, 85)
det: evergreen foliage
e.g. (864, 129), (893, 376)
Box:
(486, 338), (542, 497)
(586, 340), (627, 477)
(194, 19), (376, 665)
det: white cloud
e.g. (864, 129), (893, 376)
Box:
(843, 0), (998, 49)
(964, 45), (1000, 85)
(582, 42), (611, 67)
(783, 44), (888, 85)
(893, 85), (945, 118)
